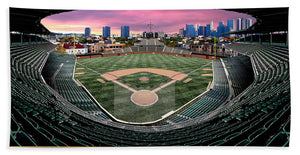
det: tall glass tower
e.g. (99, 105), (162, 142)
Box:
(186, 24), (196, 37)
(102, 26), (111, 38)
(205, 24), (211, 37)
(227, 20), (234, 31)
(84, 27), (91, 37)
(121, 26), (130, 38)
(198, 26), (204, 36)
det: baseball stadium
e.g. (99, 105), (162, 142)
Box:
(10, 7), (290, 146)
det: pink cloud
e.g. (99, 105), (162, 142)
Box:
(41, 9), (255, 35)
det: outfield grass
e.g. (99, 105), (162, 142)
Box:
(75, 54), (212, 123)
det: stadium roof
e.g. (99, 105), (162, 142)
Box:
(224, 7), (288, 34)
(10, 7), (71, 35)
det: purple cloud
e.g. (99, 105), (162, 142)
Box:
(41, 9), (255, 35)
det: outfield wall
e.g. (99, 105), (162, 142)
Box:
(76, 52), (219, 60)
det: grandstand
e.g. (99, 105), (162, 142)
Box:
(10, 7), (290, 146)
(102, 38), (192, 56)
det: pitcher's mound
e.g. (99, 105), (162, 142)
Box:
(131, 90), (158, 106)
(139, 77), (149, 81)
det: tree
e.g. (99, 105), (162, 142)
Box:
(61, 37), (71, 43)
(79, 38), (88, 43)
(228, 37), (235, 42)
(55, 44), (68, 54)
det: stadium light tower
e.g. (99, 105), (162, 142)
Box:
(147, 20), (155, 33)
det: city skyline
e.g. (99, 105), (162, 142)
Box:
(41, 9), (255, 36)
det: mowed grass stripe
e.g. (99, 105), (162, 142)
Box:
(78, 54), (210, 73)
(75, 54), (212, 122)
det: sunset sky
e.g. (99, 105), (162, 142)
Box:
(41, 9), (255, 36)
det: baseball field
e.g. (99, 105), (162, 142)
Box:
(74, 54), (213, 123)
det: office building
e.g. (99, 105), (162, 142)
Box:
(205, 24), (211, 37)
(179, 28), (184, 37)
(102, 26), (111, 38)
(85, 27), (91, 37)
(245, 18), (253, 29)
(198, 26), (204, 36)
(227, 20), (234, 31)
(121, 26), (130, 38)
(217, 21), (230, 37)
(186, 24), (196, 37)
(236, 18), (242, 31)
(210, 21), (214, 31)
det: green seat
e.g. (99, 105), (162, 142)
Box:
(235, 139), (250, 146)
(248, 128), (266, 142)
(267, 132), (289, 146)
(283, 120), (290, 133)
(11, 131), (37, 146)
(52, 138), (68, 146)
(225, 132), (240, 141)
(208, 139), (226, 146)
(264, 118), (277, 129)
(261, 108), (268, 113)
(76, 139), (94, 146)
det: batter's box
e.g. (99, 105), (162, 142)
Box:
(113, 81), (175, 123)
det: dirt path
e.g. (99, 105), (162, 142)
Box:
(152, 79), (177, 93)
(100, 68), (189, 106)
(112, 80), (137, 93)
(101, 68), (188, 81)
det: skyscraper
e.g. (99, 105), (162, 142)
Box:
(237, 18), (253, 31)
(186, 24), (196, 37)
(245, 18), (253, 29)
(84, 27), (91, 37)
(102, 26), (111, 38)
(227, 19), (234, 31)
(179, 28), (184, 37)
(195, 24), (200, 30)
(198, 26), (204, 36)
(224, 26), (230, 37)
(205, 24), (211, 37)
(121, 26), (130, 38)
(236, 18), (242, 31)
(217, 22), (224, 37)
(210, 21), (214, 31)
(241, 18), (246, 30)
(217, 21), (230, 37)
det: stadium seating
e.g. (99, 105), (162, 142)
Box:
(42, 52), (111, 119)
(222, 56), (254, 97)
(101, 39), (192, 56)
(10, 40), (290, 146)
(166, 59), (230, 123)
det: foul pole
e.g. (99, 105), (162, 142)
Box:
(73, 35), (76, 55)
